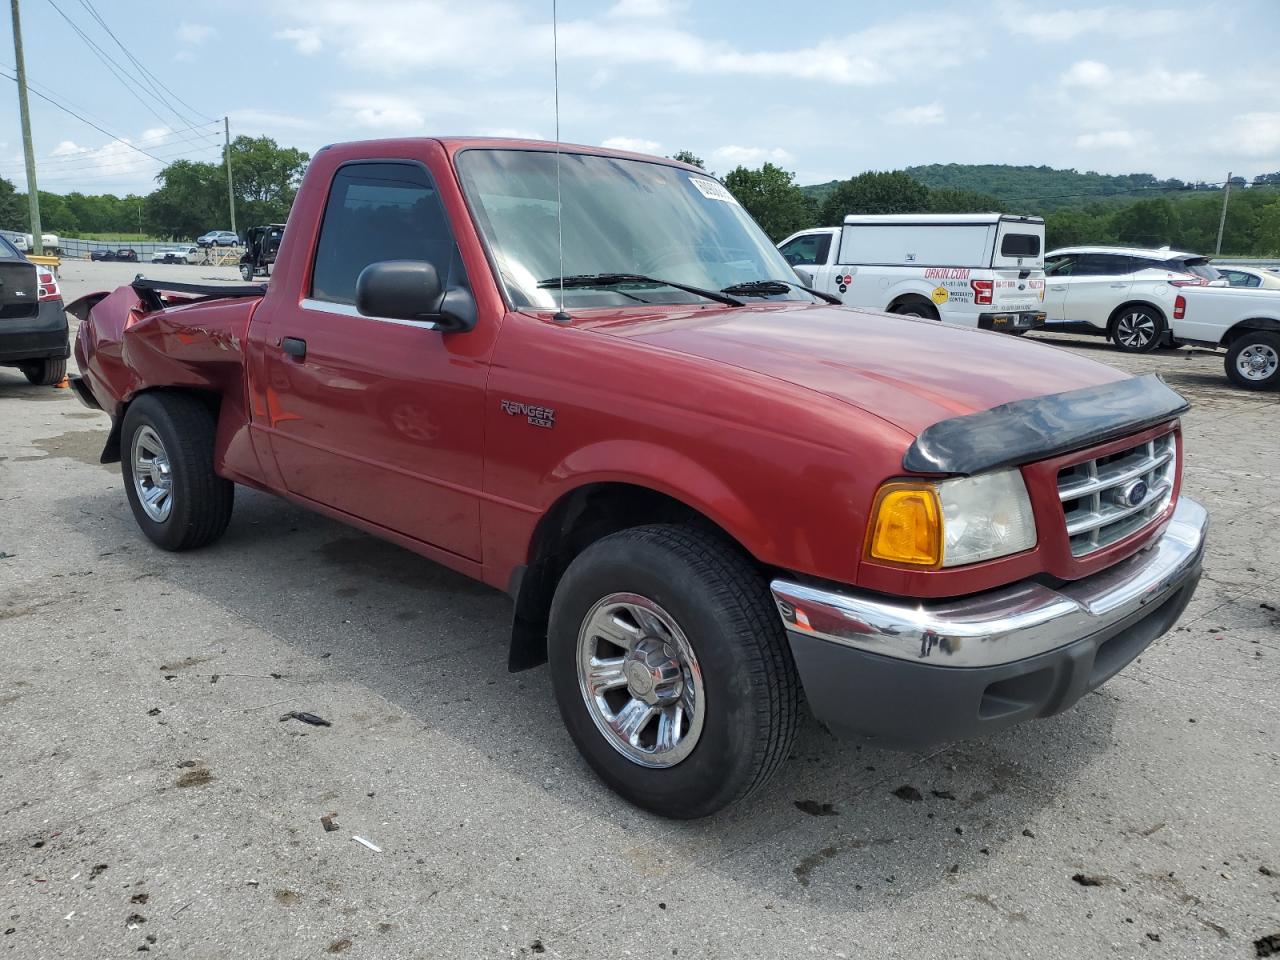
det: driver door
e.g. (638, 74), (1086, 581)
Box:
(259, 161), (487, 560)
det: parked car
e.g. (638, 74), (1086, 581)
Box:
(778, 214), (1047, 333)
(0, 233), (68, 385)
(1214, 265), (1280, 290)
(90, 248), (139, 263)
(68, 137), (1206, 818)
(1042, 246), (1223, 352)
(197, 231), (239, 248)
(150, 246), (200, 264)
(1165, 284), (1280, 389)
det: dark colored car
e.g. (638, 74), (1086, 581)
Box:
(0, 235), (68, 385)
(90, 248), (139, 263)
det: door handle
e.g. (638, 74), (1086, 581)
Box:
(1109, 282), (1127, 288)
(281, 336), (307, 359)
(1049, 285), (1066, 291)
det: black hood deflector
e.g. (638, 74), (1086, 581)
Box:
(902, 374), (1189, 476)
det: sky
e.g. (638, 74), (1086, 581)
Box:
(0, 0), (1277, 197)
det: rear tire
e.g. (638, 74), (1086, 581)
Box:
(121, 393), (234, 551)
(1224, 331), (1280, 390)
(21, 357), (66, 386)
(1110, 306), (1165, 353)
(890, 298), (940, 321)
(548, 525), (800, 819)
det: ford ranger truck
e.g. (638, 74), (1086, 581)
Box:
(67, 138), (1208, 819)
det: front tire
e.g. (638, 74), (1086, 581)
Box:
(1225, 332), (1280, 390)
(548, 525), (800, 819)
(240, 263), (254, 281)
(121, 393), (234, 551)
(21, 357), (66, 386)
(1110, 306), (1165, 353)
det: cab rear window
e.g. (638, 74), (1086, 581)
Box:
(1171, 258), (1220, 281)
(1000, 233), (1040, 257)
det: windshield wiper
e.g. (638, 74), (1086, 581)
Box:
(720, 279), (842, 305)
(538, 273), (745, 308)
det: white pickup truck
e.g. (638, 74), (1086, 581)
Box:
(1169, 285), (1280, 389)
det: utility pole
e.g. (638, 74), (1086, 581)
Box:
(1215, 171), (1232, 256)
(10, 0), (42, 255)
(223, 116), (236, 235)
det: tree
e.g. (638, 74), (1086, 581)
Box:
(669, 150), (705, 170)
(818, 171), (929, 224)
(0, 177), (24, 231)
(722, 163), (817, 241)
(1111, 198), (1179, 248)
(926, 187), (1002, 213)
(145, 136), (309, 238)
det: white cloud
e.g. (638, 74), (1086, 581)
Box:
(272, 2), (981, 86)
(1059, 61), (1213, 103)
(176, 22), (215, 45)
(711, 145), (794, 167)
(1002, 2), (1180, 41)
(482, 127), (546, 140)
(1220, 112), (1280, 157)
(275, 27), (322, 55)
(601, 136), (661, 153)
(1074, 129), (1140, 150)
(333, 93), (426, 131)
(607, 0), (680, 17)
(886, 103), (945, 126)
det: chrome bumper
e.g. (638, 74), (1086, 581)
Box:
(770, 497), (1207, 669)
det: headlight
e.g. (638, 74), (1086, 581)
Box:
(867, 469), (1037, 568)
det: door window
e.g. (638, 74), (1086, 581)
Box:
(779, 233), (831, 267)
(1075, 254), (1129, 276)
(311, 161), (463, 305)
(1045, 254), (1078, 276)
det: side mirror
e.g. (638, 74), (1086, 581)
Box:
(355, 260), (477, 332)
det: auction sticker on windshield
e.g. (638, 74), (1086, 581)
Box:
(689, 177), (740, 204)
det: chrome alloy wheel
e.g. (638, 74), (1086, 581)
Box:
(131, 425), (174, 522)
(576, 593), (706, 769)
(1116, 311), (1156, 348)
(1236, 342), (1279, 382)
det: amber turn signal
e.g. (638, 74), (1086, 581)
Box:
(866, 482), (942, 568)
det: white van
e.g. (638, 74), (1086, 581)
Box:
(778, 213), (1047, 333)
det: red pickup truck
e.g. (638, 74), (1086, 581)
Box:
(70, 138), (1207, 818)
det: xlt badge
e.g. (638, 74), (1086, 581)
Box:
(501, 399), (556, 429)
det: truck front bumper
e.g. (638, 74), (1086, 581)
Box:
(770, 497), (1207, 749)
(0, 299), (70, 365)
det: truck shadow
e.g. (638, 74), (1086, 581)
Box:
(54, 483), (1118, 911)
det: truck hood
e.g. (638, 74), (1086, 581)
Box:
(584, 302), (1129, 438)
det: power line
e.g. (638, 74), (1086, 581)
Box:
(44, 0), (213, 150)
(0, 129), (221, 172)
(75, 0), (215, 125)
(1000, 180), (1233, 204)
(0, 65), (167, 162)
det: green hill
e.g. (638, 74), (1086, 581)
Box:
(801, 164), (1223, 214)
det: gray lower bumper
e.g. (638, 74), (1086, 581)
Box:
(770, 497), (1207, 748)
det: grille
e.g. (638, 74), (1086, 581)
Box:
(1057, 432), (1176, 557)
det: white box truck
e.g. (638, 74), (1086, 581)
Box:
(778, 213), (1046, 333)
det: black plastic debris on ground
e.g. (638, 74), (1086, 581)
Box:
(279, 711), (331, 727)
(1072, 873), (1106, 887)
(892, 785), (923, 802)
(1257, 933), (1280, 958)
(321, 815), (339, 833)
(794, 800), (838, 817)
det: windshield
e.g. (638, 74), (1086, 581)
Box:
(456, 148), (811, 309)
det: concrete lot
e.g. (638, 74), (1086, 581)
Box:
(2, 261), (1278, 959)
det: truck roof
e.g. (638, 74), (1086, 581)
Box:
(840, 213), (1044, 226)
(316, 136), (707, 172)
(1048, 245), (1203, 260)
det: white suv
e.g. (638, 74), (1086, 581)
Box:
(1043, 246), (1221, 352)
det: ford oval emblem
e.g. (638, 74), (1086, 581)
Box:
(1123, 479), (1148, 507)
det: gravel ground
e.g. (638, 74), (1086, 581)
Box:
(1, 261), (1278, 959)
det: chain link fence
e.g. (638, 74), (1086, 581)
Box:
(0, 229), (242, 262)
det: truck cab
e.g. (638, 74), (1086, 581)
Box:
(779, 213), (1047, 333)
(70, 138), (1205, 819)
